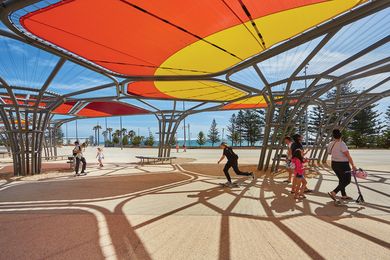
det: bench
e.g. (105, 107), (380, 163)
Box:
(136, 156), (177, 165)
(0, 152), (10, 158)
(42, 155), (68, 161)
(67, 156), (74, 169)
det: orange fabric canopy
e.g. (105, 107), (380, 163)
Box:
(20, 0), (364, 77)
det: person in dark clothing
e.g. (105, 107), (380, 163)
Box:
(291, 134), (306, 156)
(217, 142), (255, 186)
(73, 141), (87, 176)
(291, 134), (312, 193)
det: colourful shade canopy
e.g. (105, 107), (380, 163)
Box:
(53, 101), (150, 117)
(127, 81), (246, 101)
(20, 0), (365, 78)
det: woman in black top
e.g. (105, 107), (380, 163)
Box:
(218, 142), (254, 186)
(291, 134), (312, 193)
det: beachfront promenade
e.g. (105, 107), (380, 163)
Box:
(0, 147), (389, 259)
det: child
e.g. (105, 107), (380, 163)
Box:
(291, 149), (308, 199)
(96, 147), (104, 167)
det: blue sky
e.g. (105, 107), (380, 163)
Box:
(0, 5), (389, 141)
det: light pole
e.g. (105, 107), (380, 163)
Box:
(65, 123), (68, 145)
(120, 116), (123, 150)
(304, 64), (309, 147)
(75, 119), (78, 142)
(183, 102), (186, 152)
(188, 123), (190, 148)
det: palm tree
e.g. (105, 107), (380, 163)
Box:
(96, 124), (102, 145)
(112, 129), (121, 145)
(128, 130), (136, 142)
(102, 130), (108, 142)
(92, 126), (97, 146)
(107, 127), (113, 142)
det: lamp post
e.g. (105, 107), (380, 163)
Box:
(304, 64), (309, 148)
(75, 119), (78, 142)
(183, 102), (186, 152)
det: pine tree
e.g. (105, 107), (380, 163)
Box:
(236, 110), (245, 146)
(308, 105), (325, 141)
(379, 106), (390, 148)
(144, 129), (155, 146)
(242, 110), (262, 146)
(55, 127), (64, 145)
(226, 113), (237, 146)
(197, 131), (206, 147)
(349, 104), (382, 148)
(207, 119), (220, 147)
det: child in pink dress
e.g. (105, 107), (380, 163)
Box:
(291, 149), (308, 199)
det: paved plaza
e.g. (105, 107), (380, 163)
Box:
(0, 147), (389, 259)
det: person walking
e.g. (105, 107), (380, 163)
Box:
(96, 147), (104, 167)
(327, 129), (357, 201)
(73, 141), (87, 176)
(291, 134), (312, 193)
(291, 149), (308, 199)
(217, 142), (255, 187)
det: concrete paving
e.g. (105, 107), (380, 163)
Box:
(0, 147), (389, 259)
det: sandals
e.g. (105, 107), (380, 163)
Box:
(341, 196), (353, 200)
(328, 192), (336, 201)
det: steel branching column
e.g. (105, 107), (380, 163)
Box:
(155, 101), (187, 158)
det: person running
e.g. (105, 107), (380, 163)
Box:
(291, 149), (308, 199)
(283, 136), (293, 183)
(291, 134), (312, 193)
(217, 142), (255, 187)
(327, 129), (357, 201)
(96, 147), (104, 167)
(73, 141), (87, 176)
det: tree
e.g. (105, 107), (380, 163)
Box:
(55, 127), (64, 146)
(378, 105), (390, 148)
(242, 110), (262, 146)
(107, 128), (113, 142)
(128, 130), (136, 143)
(308, 105), (325, 141)
(197, 131), (206, 147)
(102, 130), (108, 142)
(112, 129), (121, 145)
(92, 126), (97, 145)
(348, 104), (382, 148)
(207, 119), (220, 147)
(132, 136), (143, 146)
(122, 135), (129, 145)
(112, 135), (119, 144)
(144, 129), (155, 146)
(96, 125), (102, 145)
(227, 113), (237, 146)
(236, 110), (245, 146)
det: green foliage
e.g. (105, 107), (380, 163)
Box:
(55, 127), (64, 145)
(308, 105), (325, 142)
(122, 135), (129, 145)
(112, 135), (119, 144)
(207, 119), (220, 147)
(197, 131), (206, 147)
(348, 104), (382, 148)
(242, 110), (263, 146)
(144, 129), (155, 146)
(226, 113), (238, 146)
(132, 135), (143, 146)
